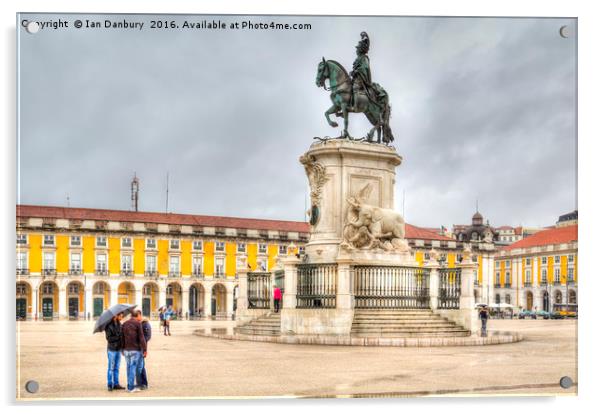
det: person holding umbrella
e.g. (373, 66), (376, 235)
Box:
(93, 303), (137, 392)
(105, 312), (125, 391)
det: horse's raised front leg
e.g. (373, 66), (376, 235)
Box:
(324, 104), (339, 128)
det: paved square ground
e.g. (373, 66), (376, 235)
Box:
(16, 319), (577, 400)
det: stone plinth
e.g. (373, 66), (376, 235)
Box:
(300, 139), (402, 264)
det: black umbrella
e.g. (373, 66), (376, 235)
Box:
(93, 303), (137, 333)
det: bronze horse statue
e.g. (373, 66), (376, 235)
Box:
(315, 58), (394, 144)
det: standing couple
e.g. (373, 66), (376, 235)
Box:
(105, 309), (152, 393)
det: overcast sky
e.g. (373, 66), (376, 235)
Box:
(17, 14), (576, 228)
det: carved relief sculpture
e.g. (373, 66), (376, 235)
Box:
(299, 154), (329, 225)
(341, 183), (409, 252)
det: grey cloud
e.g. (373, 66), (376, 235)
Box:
(18, 15), (576, 229)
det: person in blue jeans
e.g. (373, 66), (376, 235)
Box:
(136, 313), (152, 390)
(104, 312), (125, 391)
(121, 310), (147, 393)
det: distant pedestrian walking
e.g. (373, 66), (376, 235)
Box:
(163, 306), (174, 336)
(479, 306), (489, 336)
(273, 285), (282, 313)
(137, 313), (152, 390)
(121, 309), (147, 393)
(105, 312), (125, 391)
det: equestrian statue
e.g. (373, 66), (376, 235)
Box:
(315, 32), (394, 144)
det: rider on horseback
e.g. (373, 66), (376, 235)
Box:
(350, 32), (385, 111)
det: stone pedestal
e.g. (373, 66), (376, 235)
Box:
(300, 139), (403, 264)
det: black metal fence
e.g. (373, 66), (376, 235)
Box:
(438, 268), (461, 309)
(296, 263), (337, 308)
(353, 266), (431, 309)
(247, 272), (271, 309)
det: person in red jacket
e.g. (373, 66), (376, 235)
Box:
(273, 285), (282, 313)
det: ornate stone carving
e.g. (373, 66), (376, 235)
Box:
(341, 183), (409, 252)
(299, 154), (329, 225)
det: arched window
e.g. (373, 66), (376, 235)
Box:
(495, 294), (501, 304)
(554, 290), (563, 304)
(568, 290), (577, 304)
(505, 294), (511, 304)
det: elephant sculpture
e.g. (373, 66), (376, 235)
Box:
(342, 183), (408, 252)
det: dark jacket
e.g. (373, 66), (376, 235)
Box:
(141, 320), (152, 342)
(105, 319), (122, 351)
(121, 319), (147, 353)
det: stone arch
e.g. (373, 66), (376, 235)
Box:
(39, 280), (59, 320)
(66, 280), (85, 320)
(189, 282), (205, 318)
(142, 282), (160, 318)
(118, 281), (136, 305)
(166, 282), (183, 314)
(92, 281), (111, 317)
(16, 281), (32, 320)
(211, 283), (228, 317)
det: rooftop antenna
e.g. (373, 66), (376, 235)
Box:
(131, 173), (140, 212)
(165, 172), (169, 214)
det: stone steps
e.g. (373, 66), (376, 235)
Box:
(234, 312), (281, 336)
(351, 309), (470, 338)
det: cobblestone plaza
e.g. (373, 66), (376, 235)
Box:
(17, 319), (576, 399)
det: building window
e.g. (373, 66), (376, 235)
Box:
(495, 261), (500, 268)
(166, 285), (173, 295)
(169, 256), (180, 275)
(146, 255), (157, 272)
(121, 255), (132, 273)
(505, 294), (511, 304)
(193, 240), (203, 250)
(17, 251), (27, 270)
(70, 235), (81, 247)
(215, 257), (225, 276)
(257, 258), (267, 272)
(42, 283), (53, 295)
(170, 239), (180, 250)
(43, 252), (55, 270)
(424, 252), (430, 261)
(96, 253), (107, 272)
(68, 284), (79, 294)
(237, 242), (246, 253)
(554, 255), (560, 264)
(542, 268), (548, 283)
(122, 237), (132, 248)
(236, 256), (247, 270)
(568, 254), (574, 263)
(505, 271), (510, 286)
(16, 283), (27, 295)
(93, 283), (105, 295)
(70, 253), (81, 272)
(525, 269), (532, 284)
(146, 238), (156, 249)
(279, 245), (287, 255)
(505, 260), (510, 267)
(43, 234), (55, 246)
(17, 234), (27, 245)
(215, 241), (225, 252)
(526, 258), (531, 266)
(554, 268), (561, 283)
(193, 256), (203, 276)
(96, 236), (107, 248)
(568, 268), (574, 282)
(541, 256), (547, 265)
(258, 243), (267, 254)
(143, 285), (152, 295)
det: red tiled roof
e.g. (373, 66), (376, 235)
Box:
(502, 225), (577, 250)
(17, 205), (457, 242)
(16, 205), (309, 233)
(405, 223), (455, 241)
(514, 227), (523, 235)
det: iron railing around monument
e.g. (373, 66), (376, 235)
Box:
(438, 268), (461, 309)
(248, 272), (271, 309)
(353, 265), (430, 309)
(296, 263), (337, 309)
